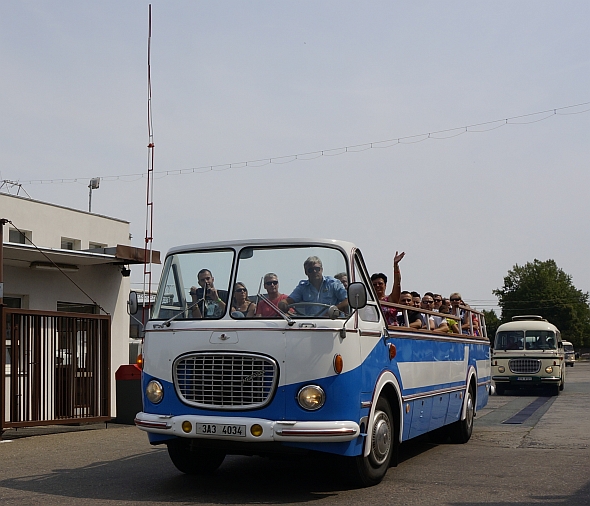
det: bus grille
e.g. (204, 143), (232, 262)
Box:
(509, 358), (541, 374)
(173, 353), (278, 410)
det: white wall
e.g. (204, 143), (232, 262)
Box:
(1, 193), (129, 249)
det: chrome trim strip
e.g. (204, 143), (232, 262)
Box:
(402, 385), (465, 402)
(360, 401), (372, 409)
(275, 428), (358, 436)
(134, 418), (171, 429)
(359, 330), (382, 337)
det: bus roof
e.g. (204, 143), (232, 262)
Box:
(166, 238), (358, 256)
(496, 319), (560, 334)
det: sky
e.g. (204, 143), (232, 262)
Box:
(1, 1), (589, 314)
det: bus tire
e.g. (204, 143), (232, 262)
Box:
(349, 397), (394, 487)
(167, 439), (226, 475)
(559, 372), (565, 391)
(449, 385), (475, 444)
(495, 385), (506, 396)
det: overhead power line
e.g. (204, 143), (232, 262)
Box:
(10, 101), (590, 187)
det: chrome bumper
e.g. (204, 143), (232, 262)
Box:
(134, 412), (360, 443)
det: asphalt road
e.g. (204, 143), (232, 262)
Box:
(1, 362), (589, 505)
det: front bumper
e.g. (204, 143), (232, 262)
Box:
(134, 412), (360, 443)
(493, 375), (560, 385)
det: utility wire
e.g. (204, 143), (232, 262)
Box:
(5, 220), (110, 315)
(10, 101), (590, 187)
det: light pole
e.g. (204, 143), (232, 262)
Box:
(88, 178), (100, 212)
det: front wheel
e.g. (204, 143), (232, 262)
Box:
(495, 384), (506, 396)
(449, 386), (475, 444)
(167, 439), (226, 475)
(348, 397), (395, 487)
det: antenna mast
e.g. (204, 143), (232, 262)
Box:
(143, 4), (155, 327)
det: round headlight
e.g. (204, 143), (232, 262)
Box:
(498, 366), (505, 373)
(545, 366), (553, 374)
(146, 380), (164, 404)
(297, 385), (325, 410)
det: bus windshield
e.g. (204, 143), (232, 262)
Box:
(152, 249), (235, 320)
(151, 244), (350, 320)
(234, 245), (349, 319)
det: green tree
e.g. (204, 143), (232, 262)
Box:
(482, 309), (500, 343)
(493, 259), (590, 347)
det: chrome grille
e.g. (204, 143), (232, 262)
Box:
(509, 358), (541, 374)
(174, 353), (278, 410)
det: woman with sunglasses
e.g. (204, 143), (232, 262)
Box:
(255, 273), (289, 318)
(231, 282), (256, 318)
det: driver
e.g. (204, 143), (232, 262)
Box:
(189, 269), (228, 318)
(279, 256), (348, 316)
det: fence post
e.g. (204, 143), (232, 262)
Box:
(1, 218), (7, 435)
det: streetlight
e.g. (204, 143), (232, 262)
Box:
(88, 177), (100, 212)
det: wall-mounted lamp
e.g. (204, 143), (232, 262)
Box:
(121, 266), (131, 277)
(30, 262), (79, 272)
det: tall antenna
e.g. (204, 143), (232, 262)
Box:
(142, 4), (155, 327)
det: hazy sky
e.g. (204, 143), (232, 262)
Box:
(1, 1), (589, 313)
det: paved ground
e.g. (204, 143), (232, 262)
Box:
(1, 362), (589, 505)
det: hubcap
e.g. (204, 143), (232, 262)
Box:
(371, 411), (391, 465)
(465, 392), (474, 429)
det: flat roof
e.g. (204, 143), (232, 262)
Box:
(0, 192), (129, 224)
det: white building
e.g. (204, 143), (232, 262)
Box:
(1, 192), (159, 421)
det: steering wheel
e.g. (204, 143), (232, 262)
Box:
(287, 302), (332, 317)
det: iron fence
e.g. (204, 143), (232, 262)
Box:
(1, 308), (111, 430)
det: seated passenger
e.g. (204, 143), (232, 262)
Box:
(411, 291), (422, 308)
(189, 269), (228, 318)
(439, 304), (459, 333)
(506, 335), (519, 350)
(449, 292), (470, 333)
(396, 291), (423, 329)
(279, 256), (348, 316)
(371, 251), (405, 327)
(255, 273), (290, 318)
(419, 294), (449, 332)
(334, 272), (349, 289)
(231, 282), (256, 318)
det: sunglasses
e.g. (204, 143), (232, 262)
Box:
(422, 300), (434, 304)
(235, 288), (247, 293)
(307, 266), (322, 273)
(450, 298), (461, 302)
(265, 280), (278, 286)
(434, 299), (442, 302)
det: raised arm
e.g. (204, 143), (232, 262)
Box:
(387, 251), (405, 304)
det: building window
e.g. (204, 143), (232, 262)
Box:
(9, 228), (31, 245)
(61, 237), (81, 250)
(88, 242), (107, 250)
(57, 302), (98, 314)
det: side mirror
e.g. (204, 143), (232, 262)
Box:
(128, 291), (138, 315)
(347, 282), (367, 309)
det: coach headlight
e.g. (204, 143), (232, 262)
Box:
(146, 380), (164, 404)
(297, 385), (325, 410)
(545, 366), (553, 374)
(497, 366), (505, 373)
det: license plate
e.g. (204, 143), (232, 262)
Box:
(517, 377), (532, 381)
(196, 423), (246, 437)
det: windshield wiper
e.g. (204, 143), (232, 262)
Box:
(154, 298), (204, 328)
(255, 279), (295, 326)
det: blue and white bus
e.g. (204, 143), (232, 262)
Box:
(134, 239), (491, 486)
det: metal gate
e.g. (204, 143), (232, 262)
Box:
(1, 308), (111, 431)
